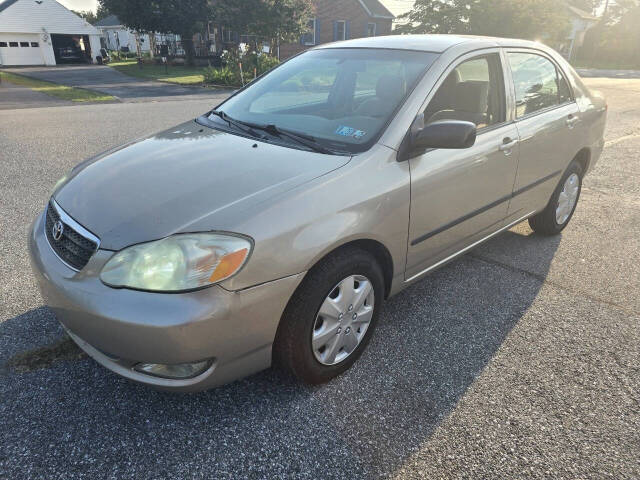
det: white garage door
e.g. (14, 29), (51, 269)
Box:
(0, 33), (44, 66)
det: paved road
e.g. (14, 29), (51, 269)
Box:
(1, 79), (638, 479)
(3, 64), (232, 102)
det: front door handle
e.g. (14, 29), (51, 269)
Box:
(566, 115), (580, 128)
(499, 137), (518, 154)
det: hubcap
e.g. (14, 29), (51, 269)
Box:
(556, 173), (580, 225)
(312, 275), (375, 366)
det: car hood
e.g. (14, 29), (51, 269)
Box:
(54, 121), (351, 251)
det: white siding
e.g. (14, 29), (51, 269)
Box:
(0, 32), (55, 65)
(0, 0), (99, 35)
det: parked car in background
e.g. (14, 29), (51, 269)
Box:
(57, 46), (84, 63)
(29, 35), (606, 391)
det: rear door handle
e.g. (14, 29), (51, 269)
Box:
(499, 137), (518, 154)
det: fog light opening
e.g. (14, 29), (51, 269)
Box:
(133, 360), (213, 379)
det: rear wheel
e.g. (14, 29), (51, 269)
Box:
(273, 248), (384, 384)
(529, 160), (583, 236)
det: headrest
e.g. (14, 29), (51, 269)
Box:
(452, 81), (489, 113)
(376, 75), (405, 102)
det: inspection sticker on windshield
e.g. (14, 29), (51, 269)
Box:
(335, 126), (367, 139)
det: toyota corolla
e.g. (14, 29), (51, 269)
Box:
(29, 35), (606, 391)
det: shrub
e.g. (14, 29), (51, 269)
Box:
(203, 65), (238, 86)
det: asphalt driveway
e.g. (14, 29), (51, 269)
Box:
(3, 64), (229, 102)
(0, 79), (638, 479)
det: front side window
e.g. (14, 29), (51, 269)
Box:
(211, 48), (438, 153)
(508, 52), (572, 118)
(423, 54), (505, 130)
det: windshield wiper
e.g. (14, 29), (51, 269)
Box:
(250, 123), (333, 154)
(209, 110), (263, 138)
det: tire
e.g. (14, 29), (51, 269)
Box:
(273, 247), (385, 384)
(528, 160), (583, 236)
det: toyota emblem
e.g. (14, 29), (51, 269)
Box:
(52, 220), (64, 241)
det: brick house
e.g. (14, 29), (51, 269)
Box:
(184, 0), (394, 65)
(278, 0), (395, 59)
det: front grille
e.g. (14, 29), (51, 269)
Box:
(45, 202), (98, 270)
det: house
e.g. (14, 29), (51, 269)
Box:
(194, 0), (395, 61)
(563, 4), (599, 60)
(94, 14), (150, 53)
(279, 0), (395, 59)
(0, 0), (101, 66)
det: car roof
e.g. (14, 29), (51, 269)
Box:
(314, 34), (545, 54)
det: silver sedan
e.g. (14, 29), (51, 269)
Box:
(29, 35), (607, 391)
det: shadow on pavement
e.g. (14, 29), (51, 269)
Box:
(0, 228), (561, 478)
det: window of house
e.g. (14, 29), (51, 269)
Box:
(20, 42), (29, 47)
(423, 54), (506, 130)
(9, 42), (18, 47)
(31, 42), (39, 47)
(302, 18), (316, 45)
(508, 52), (572, 118)
(335, 21), (346, 41)
(367, 23), (377, 37)
(0, 42), (7, 47)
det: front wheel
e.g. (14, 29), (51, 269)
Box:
(273, 248), (384, 384)
(529, 160), (583, 236)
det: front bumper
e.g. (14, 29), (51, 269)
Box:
(29, 211), (305, 391)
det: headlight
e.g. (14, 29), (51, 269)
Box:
(100, 233), (252, 292)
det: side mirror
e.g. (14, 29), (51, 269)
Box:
(413, 119), (477, 150)
(398, 114), (477, 161)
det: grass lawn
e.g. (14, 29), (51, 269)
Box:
(0, 71), (115, 102)
(109, 59), (206, 85)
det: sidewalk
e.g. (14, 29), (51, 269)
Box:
(0, 80), (70, 110)
(576, 68), (640, 79)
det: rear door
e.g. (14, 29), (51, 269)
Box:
(505, 49), (580, 216)
(406, 49), (520, 281)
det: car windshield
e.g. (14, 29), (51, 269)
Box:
(209, 48), (439, 154)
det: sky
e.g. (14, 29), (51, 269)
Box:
(58, 0), (415, 17)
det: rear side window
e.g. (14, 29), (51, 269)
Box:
(423, 53), (506, 130)
(508, 52), (572, 118)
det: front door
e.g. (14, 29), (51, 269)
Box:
(406, 51), (520, 280)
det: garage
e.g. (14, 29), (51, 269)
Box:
(0, 33), (43, 66)
(51, 34), (92, 64)
(0, 0), (101, 66)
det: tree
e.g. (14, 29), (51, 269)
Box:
(211, 0), (313, 55)
(567, 0), (603, 14)
(395, 0), (570, 45)
(99, 0), (210, 65)
(394, 0), (473, 34)
(468, 0), (570, 44)
(72, 10), (98, 24)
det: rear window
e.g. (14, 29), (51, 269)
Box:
(508, 52), (572, 118)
